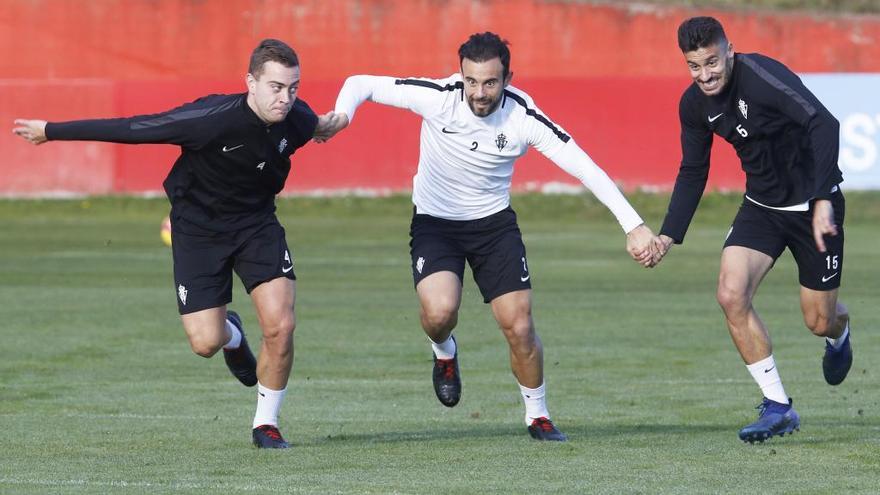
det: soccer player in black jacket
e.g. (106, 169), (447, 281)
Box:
(652, 17), (852, 443)
(13, 39), (343, 448)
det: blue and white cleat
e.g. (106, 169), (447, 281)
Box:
(738, 398), (800, 444)
(823, 328), (852, 386)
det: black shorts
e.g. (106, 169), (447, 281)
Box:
(170, 214), (296, 314)
(409, 206), (531, 303)
(724, 192), (845, 291)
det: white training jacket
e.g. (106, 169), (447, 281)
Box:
(334, 73), (643, 233)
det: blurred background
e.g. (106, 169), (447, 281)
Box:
(1, 0), (878, 196)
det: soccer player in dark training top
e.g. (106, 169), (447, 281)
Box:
(13, 39), (343, 449)
(651, 17), (852, 443)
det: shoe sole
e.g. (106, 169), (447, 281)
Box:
(253, 440), (290, 449)
(824, 365), (852, 386)
(740, 423), (800, 444)
(433, 380), (460, 408)
(824, 326), (853, 385)
(823, 348), (852, 386)
(528, 430), (568, 442)
(253, 427), (290, 448)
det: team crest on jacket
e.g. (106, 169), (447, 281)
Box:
(495, 132), (508, 151)
(738, 99), (748, 119)
(278, 137), (288, 153)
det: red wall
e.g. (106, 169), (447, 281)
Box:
(2, 0), (878, 195)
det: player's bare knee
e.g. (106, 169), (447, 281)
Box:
(262, 317), (296, 343)
(502, 320), (534, 349)
(188, 336), (222, 358)
(716, 284), (749, 314)
(421, 306), (458, 333)
(804, 313), (835, 337)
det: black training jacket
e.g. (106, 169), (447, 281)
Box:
(46, 94), (318, 232)
(660, 52), (843, 243)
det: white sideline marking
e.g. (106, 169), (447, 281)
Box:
(0, 412), (206, 420)
(644, 378), (749, 385)
(62, 412), (207, 420)
(47, 251), (168, 261)
(46, 251), (408, 266)
(0, 478), (274, 492)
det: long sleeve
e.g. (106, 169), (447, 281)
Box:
(334, 74), (454, 121)
(44, 95), (239, 149)
(660, 92), (713, 244)
(543, 140), (643, 233)
(804, 112), (841, 199)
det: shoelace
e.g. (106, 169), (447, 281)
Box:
(755, 399), (771, 416)
(532, 417), (554, 432)
(437, 359), (457, 380)
(755, 398), (791, 418)
(258, 425), (283, 441)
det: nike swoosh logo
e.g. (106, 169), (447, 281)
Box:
(764, 366), (775, 373)
(222, 144), (244, 152)
(441, 127), (460, 134)
(822, 272), (839, 283)
(520, 274), (530, 282)
(282, 265), (293, 274)
(708, 113), (724, 122)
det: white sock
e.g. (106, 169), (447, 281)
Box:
(826, 321), (850, 349)
(519, 382), (550, 425)
(430, 334), (456, 360)
(223, 318), (242, 350)
(252, 383), (287, 428)
(745, 355), (788, 404)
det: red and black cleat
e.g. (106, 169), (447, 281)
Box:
(252, 424), (290, 449)
(432, 336), (461, 407)
(223, 310), (257, 387)
(527, 417), (567, 442)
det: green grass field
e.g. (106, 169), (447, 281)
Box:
(1, 193), (877, 494)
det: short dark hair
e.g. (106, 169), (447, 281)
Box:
(248, 39), (299, 77)
(677, 16), (728, 53)
(458, 32), (511, 78)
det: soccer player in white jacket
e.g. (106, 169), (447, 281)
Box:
(328, 32), (657, 440)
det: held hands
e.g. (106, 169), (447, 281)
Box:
(626, 224), (658, 268)
(811, 199), (837, 253)
(313, 112), (349, 143)
(651, 234), (675, 267)
(12, 119), (48, 145)
(625, 226), (675, 269)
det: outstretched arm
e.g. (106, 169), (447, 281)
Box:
(318, 74), (446, 143)
(12, 119), (48, 145)
(13, 95), (243, 148)
(545, 140), (657, 267)
(333, 74), (450, 124)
